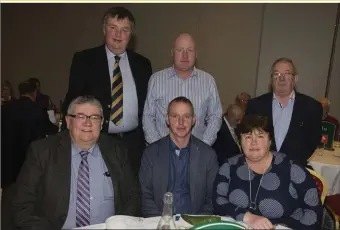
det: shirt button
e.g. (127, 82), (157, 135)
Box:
(108, 104), (111, 108)
(105, 120), (109, 124)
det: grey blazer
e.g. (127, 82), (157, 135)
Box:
(139, 135), (219, 217)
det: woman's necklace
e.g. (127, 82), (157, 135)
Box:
(247, 155), (270, 211)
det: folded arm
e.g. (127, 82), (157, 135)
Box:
(213, 163), (248, 221)
(283, 164), (323, 230)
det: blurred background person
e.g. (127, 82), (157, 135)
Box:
(213, 104), (244, 166)
(29, 77), (55, 113)
(235, 92), (251, 113)
(1, 80), (16, 106)
(1, 79), (58, 186)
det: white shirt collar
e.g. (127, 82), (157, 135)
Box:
(105, 45), (127, 60)
(273, 90), (296, 101)
(224, 116), (234, 132)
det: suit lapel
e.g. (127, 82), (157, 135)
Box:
(157, 137), (170, 197)
(98, 45), (111, 98)
(126, 50), (138, 83)
(97, 135), (121, 211)
(189, 138), (201, 211)
(55, 131), (72, 216)
(265, 94), (277, 151)
(223, 119), (241, 151)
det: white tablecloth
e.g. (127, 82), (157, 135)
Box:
(308, 144), (340, 195)
(74, 215), (290, 229)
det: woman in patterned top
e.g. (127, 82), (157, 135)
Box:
(213, 115), (322, 229)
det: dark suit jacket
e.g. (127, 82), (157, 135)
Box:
(246, 92), (322, 166)
(139, 135), (219, 218)
(12, 131), (140, 230)
(36, 93), (52, 112)
(1, 96), (58, 186)
(62, 45), (152, 133)
(212, 119), (241, 166)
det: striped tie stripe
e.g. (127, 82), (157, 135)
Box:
(76, 151), (91, 227)
(111, 56), (123, 125)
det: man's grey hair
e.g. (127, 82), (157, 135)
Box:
(67, 95), (103, 116)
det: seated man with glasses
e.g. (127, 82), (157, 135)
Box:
(139, 96), (219, 217)
(246, 57), (322, 166)
(12, 95), (140, 230)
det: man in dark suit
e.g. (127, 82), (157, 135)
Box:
(246, 57), (322, 166)
(1, 80), (58, 187)
(139, 97), (218, 217)
(12, 96), (140, 230)
(29, 77), (55, 112)
(62, 7), (152, 176)
(213, 104), (243, 166)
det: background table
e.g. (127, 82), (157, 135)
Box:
(308, 144), (340, 195)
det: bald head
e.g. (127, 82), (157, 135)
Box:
(173, 33), (196, 48)
(171, 33), (197, 78)
(225, 104), (244, 128)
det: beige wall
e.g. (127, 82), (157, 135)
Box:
(2, 3), (339, 119)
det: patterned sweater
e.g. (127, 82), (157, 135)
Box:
(213, 152), (322, 230)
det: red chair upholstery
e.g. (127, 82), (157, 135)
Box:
(325, 194), (340, 230)
(307, 168), (327, 204)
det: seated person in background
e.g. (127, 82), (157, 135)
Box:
(1, 80), (58, 185)
(1, 80), (16, 106)
(12, 96), (140, 230)
(213, 115), (322, 230)
(139, 96), (219, 217)
(213, 104), (243, 166)
(235, 92), (251, 113)
(319, 97), (339, 135)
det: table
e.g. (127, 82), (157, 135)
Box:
(73, 215), (290, 229)
(308, 143), (340, 195)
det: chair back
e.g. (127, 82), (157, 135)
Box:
(307, 168), (327, 204)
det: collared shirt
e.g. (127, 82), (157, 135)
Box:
(106, 46), (139, 133)
(168, 139), (191, 214)
(223, 117), (240, 148)
(143, 66), (223, 146)
(272, 91), (295, 151)
(62, 143), (115, 229)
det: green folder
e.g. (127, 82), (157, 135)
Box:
(190, 221), (246, 229)
(321, 121), (336, 149)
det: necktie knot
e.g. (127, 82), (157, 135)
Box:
(114, 55), (120, 63)
(79, 151), (89, 159)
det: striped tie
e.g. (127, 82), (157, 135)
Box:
(111, 56), (123, 125)
(76, 151), (91, 227)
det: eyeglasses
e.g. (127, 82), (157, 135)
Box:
(272, 72), (294, 79)
(68, 114), (102, 123)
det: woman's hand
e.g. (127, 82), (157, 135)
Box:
(243, 212), (274, 229)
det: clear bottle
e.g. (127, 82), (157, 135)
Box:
(157, 192), (177, 230)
